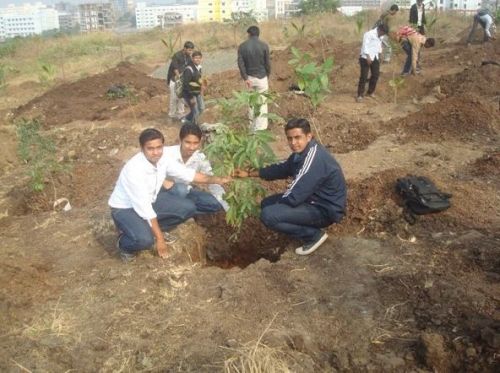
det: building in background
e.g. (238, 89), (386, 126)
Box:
(272, 0), (301, 18)
(79, 2), (115, 32)
(0, 3), (59, 40)
(232, 0), (268, 21)
(135, 2), (196, 29)
(197, 0), (232, 22)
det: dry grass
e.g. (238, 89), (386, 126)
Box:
(222, 313), (292, 373)
(0, 11), (470, 111)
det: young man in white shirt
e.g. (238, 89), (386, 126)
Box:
(163, 124), (229, 213)
(108, 128), (230, 261)
(356, 24), (387, 103)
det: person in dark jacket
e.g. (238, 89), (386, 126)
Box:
(237, 25), (271, 131)
(181, 51), (205, 125)
(167, 41), (194, 119)
(234, 118), (347, 256)
(409, 0), (426, 35)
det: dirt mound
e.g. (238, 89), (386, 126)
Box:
(468, 151), (500, 179)
(14, 62), (166, 126)
(428, 64), (500, 98)
(330, 169), (406, 236)
(390, 95), (498, 143)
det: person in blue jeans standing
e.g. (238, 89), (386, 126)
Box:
(234, 118), (347, 255)
(163, 123), (229, 214)
(108, 128), (230, 261)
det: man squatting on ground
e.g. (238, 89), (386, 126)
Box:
(167, 41), (194, 120)
(394, 26), (435, 76)
(375, 4), (399, 62)
(234, 118), (347, 256)
(108, 128), (230, 261)
(467, 8), (496, 44)
(163, 123), (229, 213)
(357, 24), (387, 103)
(237, 25), (271, 132)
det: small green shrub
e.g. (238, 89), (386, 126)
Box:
(16, 118), (66, 192)
(205, 90), (280, 233)
(38, 62), (56, 87)
(288, 46), (333, 108)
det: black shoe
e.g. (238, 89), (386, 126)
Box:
(295, 231), (328, 256)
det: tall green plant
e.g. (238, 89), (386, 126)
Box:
(16, 118), (66, 192)
(0, 64), (8, 91)
(288, 47), (333, 108)
(205, 91), (280, 233)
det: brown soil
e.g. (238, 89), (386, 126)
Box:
(14, 62), (167, 126)
(1, 31), (499, 372)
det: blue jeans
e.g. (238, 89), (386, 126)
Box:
(183, 93), (204, 125)
(167, 183), (222, 214)
(111, 188), (197, 253)
(402, 40), (412, 74)
(260, 194), (332, 243)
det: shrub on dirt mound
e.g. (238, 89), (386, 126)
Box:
(428, 64), (500, 98)
(391, 95), (497, 143)
(14, 62), (165, 126)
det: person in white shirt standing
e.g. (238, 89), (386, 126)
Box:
(108, 128), (230, 261)
(163, 124), (229, 214)
(356, 24), (387, 103)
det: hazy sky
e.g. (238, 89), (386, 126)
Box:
(0, 0), (194, 6)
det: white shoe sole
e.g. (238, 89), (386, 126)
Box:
(295, 232), (328, 256)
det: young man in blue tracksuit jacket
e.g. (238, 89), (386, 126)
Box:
(235, 118), (347, 255)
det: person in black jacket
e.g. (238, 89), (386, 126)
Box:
(237, 26), (271, 131)
(234, 118), (347, 256)
(409, 0), (426, 35)
(181, 51), (205, 125)
(167, 41), (194, 119)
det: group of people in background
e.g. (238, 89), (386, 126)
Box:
(357, 2), (496, 102)
(166, 25), (271, 132)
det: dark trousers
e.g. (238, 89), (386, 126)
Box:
(111, 188), (197, 253)
(467, 15), (488, 43)
(357, 57), (380, 97)
(402, 40), (413, 74)
(260, 194), (332, 243)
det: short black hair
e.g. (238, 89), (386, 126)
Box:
(425, 38), (435, 48)
(377, 24), (388, 34)
(184, 41), (195, 49)
(192, 51), (202, 58)
(139, 128), (164, 147)
(390, 4), (399, 11)
(179, 123), (202, 140)
(284, 118), (311, 134)
(247, 26), (260, 37)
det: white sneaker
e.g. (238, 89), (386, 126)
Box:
(295, 231), (328, 256)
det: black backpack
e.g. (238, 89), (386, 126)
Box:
(396, 176), (452, 224)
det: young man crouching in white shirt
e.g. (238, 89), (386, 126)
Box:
(108, 128), (230, 261)
(163, 124), (229, 214)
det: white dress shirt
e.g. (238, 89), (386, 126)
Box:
(360, 28), (382, 61)
(108, 148), (196, 223)
(163, 145), (228, 211)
